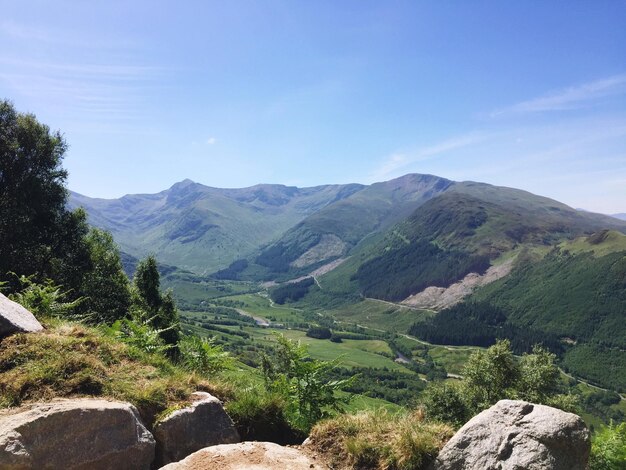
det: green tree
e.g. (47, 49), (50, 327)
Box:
(463, 339), (519, 411)
(80, 228), (131, 323)
(0, 99), (88, 291)
(424, 340), (577, 426)
(131, 255), (180, 348)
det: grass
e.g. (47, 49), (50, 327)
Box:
(0, 318), (232, 428)
(428, 346), (478, 376)
(309, 409), (454, 470)
(329, 299), (431, 333)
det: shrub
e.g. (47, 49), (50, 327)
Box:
(589, 422), (626, 470)
(309, 409), (454, 470)
(178, 334), (231, 375)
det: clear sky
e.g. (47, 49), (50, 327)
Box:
(1, 1), (625, 213)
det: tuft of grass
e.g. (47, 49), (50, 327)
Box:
(308, 408), (454, 470)
(0, 318), (233, 428)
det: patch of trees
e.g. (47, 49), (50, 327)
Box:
(255, 229), (321, 273)
(270, 277), (315, 304)
(352, 239), (490, 301)
(213, 259), (249, 280)
(306, 326), (332, 339)
(409, 302), (563, 355)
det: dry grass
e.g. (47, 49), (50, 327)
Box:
(308, 408), (454, 470)
(0, 319), (233, 428)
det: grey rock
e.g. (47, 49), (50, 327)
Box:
(154, 392), (240, 466)
(433, 399), (590, 470)
(0, 398), (155, 470)
(159, 441), (325, 470)
(0, 293), (43, 337)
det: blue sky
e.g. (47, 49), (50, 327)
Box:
(1, 1), (625, 213)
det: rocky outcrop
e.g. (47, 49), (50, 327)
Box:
(0, 293), (43, 338)
(0, 398), (155, 469)
(159, 441), (325, 470)
(433, 400), (590, 470)
(154, 392), (240, 466)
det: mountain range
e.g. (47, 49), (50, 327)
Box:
(69, 174), (625, 278)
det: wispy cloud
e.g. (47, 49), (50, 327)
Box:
(368, 132), (489, 182)
(491, 74), (626, 117)
(207, 137), (217, 145)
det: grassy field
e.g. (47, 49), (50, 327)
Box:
(428, 346), (478, 375)
(224, 293), (308, 323)
(327, 299), (432, 333)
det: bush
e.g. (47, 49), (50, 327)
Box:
(225, 386), (304, 444)
(178, 334), (231, 375)
(309, 409), (454, 470)
(261, 333), (355, 432)
(589, 422), (626, 470)
(306, 326), (332, 339)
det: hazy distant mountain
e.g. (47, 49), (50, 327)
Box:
(69, 175), (626, 278)
(611, 213), (626, 220)
(69, 180), (364, 274)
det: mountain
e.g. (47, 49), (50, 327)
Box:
(611, 213), (626, 221)
(248, 174), (454, 278)
(69, 180), (364, 274)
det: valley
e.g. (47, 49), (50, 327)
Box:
(69, 173), (626, 428)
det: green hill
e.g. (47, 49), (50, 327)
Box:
(69, 180), (364, 275)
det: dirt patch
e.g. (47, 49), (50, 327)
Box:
(402, 258), (514, 310)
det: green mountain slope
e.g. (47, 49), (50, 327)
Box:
(250, 174), (454, 277)
(318, 182), (626, 302)
(69, 180), (364, 274)
(409, 231), (626, 391)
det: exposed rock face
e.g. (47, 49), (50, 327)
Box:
(402, 259), (513, 310)
(0, 399), (155, 470)
(0, 293), (43, 338)
(159, 441), (325, 470)
(154, 392), (240, 466)
(433, 400), (590, 470)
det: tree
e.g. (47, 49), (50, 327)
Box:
(131, 255), (180, 348)
(80, 228), (131, 323)
(0, 100), (74, 286)
(423, 340), (577, 426)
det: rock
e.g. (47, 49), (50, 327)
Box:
(154, 392), (240, 466)
(0, 398), (155, 469)
(159, 441), (325, 470)
(0, 293), (43, 338)
(433, 399), (590, 470)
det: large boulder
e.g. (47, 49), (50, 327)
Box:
(154, 392), (240, 466)
(0, 293), (43, 338)
(159, 441), (325, 470)
(433, 400), (590, 470)
(0, 398), (155, 469)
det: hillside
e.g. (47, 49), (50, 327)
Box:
(408, 231), (626, 391)
(315, 183), (626, 303)
(248, 174), (453, 278)
(69, 180), (364, 274)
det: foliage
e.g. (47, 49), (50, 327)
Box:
(107, 318), (172, 356)
(9, 275), (84, 319)
(306, 326), (332, 339)
(132, 256), (181, 348)
(0, 318), (231, 427)
(270, 277), (315, 304)
(213, 259), (249, 280)
(225, 385), (304, 444)
(352, 239), (490, 301)
(261, 333), (355, 432)
(309, 409), (454, 470)
(79, 228), (131, 323)
(178, 334), (231, 375)
(408, 301), (564, 355)
(423, 340), (577, 424)
(589, 422), (626, 470)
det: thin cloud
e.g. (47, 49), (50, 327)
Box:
(491, 74), (626, 117)
(368, 133), (489, 182)
(207, 137), (217, 145)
